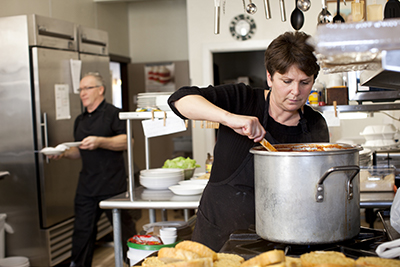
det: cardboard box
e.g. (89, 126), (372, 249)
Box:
(326, 86), (348, 105)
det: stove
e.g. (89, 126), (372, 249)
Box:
(220, 226), (389, 260)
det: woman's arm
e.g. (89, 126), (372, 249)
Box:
(173, 95), (266, 142)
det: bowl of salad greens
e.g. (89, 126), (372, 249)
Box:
(162, 156), (200, 180)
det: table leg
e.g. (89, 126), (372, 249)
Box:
(184, 209), (189, 221)
(112, 208), (123, 267)
(149, 209), (156, 223)
(161, 209), (168, 221)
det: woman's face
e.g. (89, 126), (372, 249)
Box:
(267, 64), (314, 112)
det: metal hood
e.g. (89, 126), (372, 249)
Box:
(310, 19), (400, 90)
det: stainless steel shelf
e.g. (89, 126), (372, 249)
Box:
(316, 103), (400, 113)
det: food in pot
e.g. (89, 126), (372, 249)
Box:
(269, 143), (354, 152)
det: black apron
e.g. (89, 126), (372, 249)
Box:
(191, 92), (312, 251)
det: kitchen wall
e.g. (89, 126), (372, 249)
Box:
(0, 0), (130, 57)
(128, 0), (188, 63)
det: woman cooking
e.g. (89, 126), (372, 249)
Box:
(168, 31), (330, 251)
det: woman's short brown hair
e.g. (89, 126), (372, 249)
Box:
(264, 31), (319, 81)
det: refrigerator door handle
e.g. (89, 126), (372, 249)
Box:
(41, 112), (49, 163)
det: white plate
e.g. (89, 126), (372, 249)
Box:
(168, 184), (204, 195)
(61, 142), (82, 147)
(179, 180), (208, 186)
(142, 221), (187, 232)
(40, 147), (65, 156)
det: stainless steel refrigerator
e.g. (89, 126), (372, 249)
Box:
(0, 15), (112, 266)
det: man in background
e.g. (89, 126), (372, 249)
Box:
(51, 72), (139, 267)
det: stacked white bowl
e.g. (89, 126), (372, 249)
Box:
(360, 124), (398, 149)
(159, 227), (177, 244)
(139, 168), (184, 190)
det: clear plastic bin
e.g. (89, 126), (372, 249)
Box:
(360, 165), (396, 192)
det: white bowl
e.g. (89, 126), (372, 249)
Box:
(140, 175), (183, 190)
(140, 168), (183, 177)
(160, 227), (177, 237)
(160, 235), (177, 245)
(168, 184), (204, 195)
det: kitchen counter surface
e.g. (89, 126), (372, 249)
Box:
(360, 191), (395, 208)
(99, 186), (201, 210)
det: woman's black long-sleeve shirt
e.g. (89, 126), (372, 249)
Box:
(168, 83), (329, 184)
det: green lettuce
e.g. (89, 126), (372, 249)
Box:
(162, 156), (200, 169)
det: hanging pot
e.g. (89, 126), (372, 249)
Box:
(251, 143), (361, 244)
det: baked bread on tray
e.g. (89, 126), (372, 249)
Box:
(136, 240), (400, 267)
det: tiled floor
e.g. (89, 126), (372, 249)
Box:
(58, 208), (385, 267)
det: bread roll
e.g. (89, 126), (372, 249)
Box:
(300, 251), (355, 267)
(217, 253), (245, 263)
(142, 257), (213, 267)
(286, 256), (302, 267)
(175, 240), (218, 261)
(214, 258), (242, 267)
(355, 256), (400, 267)
(142, 256), (166, 266)
(157, 247), (200, 263)
(240, 249), (286, 267)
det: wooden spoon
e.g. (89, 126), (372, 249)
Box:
(260, 138), (278, 152)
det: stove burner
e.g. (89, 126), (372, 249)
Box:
(220, 227), (388, 260)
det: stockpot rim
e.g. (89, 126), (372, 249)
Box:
(250, 142), (362, 157)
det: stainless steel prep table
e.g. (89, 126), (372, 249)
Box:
(99, 187), (200, 267)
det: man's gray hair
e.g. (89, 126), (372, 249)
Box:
(83, 72), (106, 93)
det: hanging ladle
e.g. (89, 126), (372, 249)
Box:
(297, 0), (311, 12)
(290, 0), (305, 30)
(214, 0), (221, 34)
(318, 0), (333, 24)
(246, 0), (258, 14)
(333, 0), (345, 22)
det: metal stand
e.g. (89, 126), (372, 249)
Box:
(112, 209), (123, 267)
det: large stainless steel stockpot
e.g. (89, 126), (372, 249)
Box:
(250, 143), (362, 244)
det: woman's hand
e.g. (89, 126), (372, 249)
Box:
(174, 95), (266, 143)
(224, 113), (266, 143)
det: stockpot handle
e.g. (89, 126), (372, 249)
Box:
(315, 165), (360, 203)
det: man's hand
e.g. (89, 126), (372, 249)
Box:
(80, 136), (100, 150)
(79, 134), (128, 151)
(47, 153), (64, 160)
